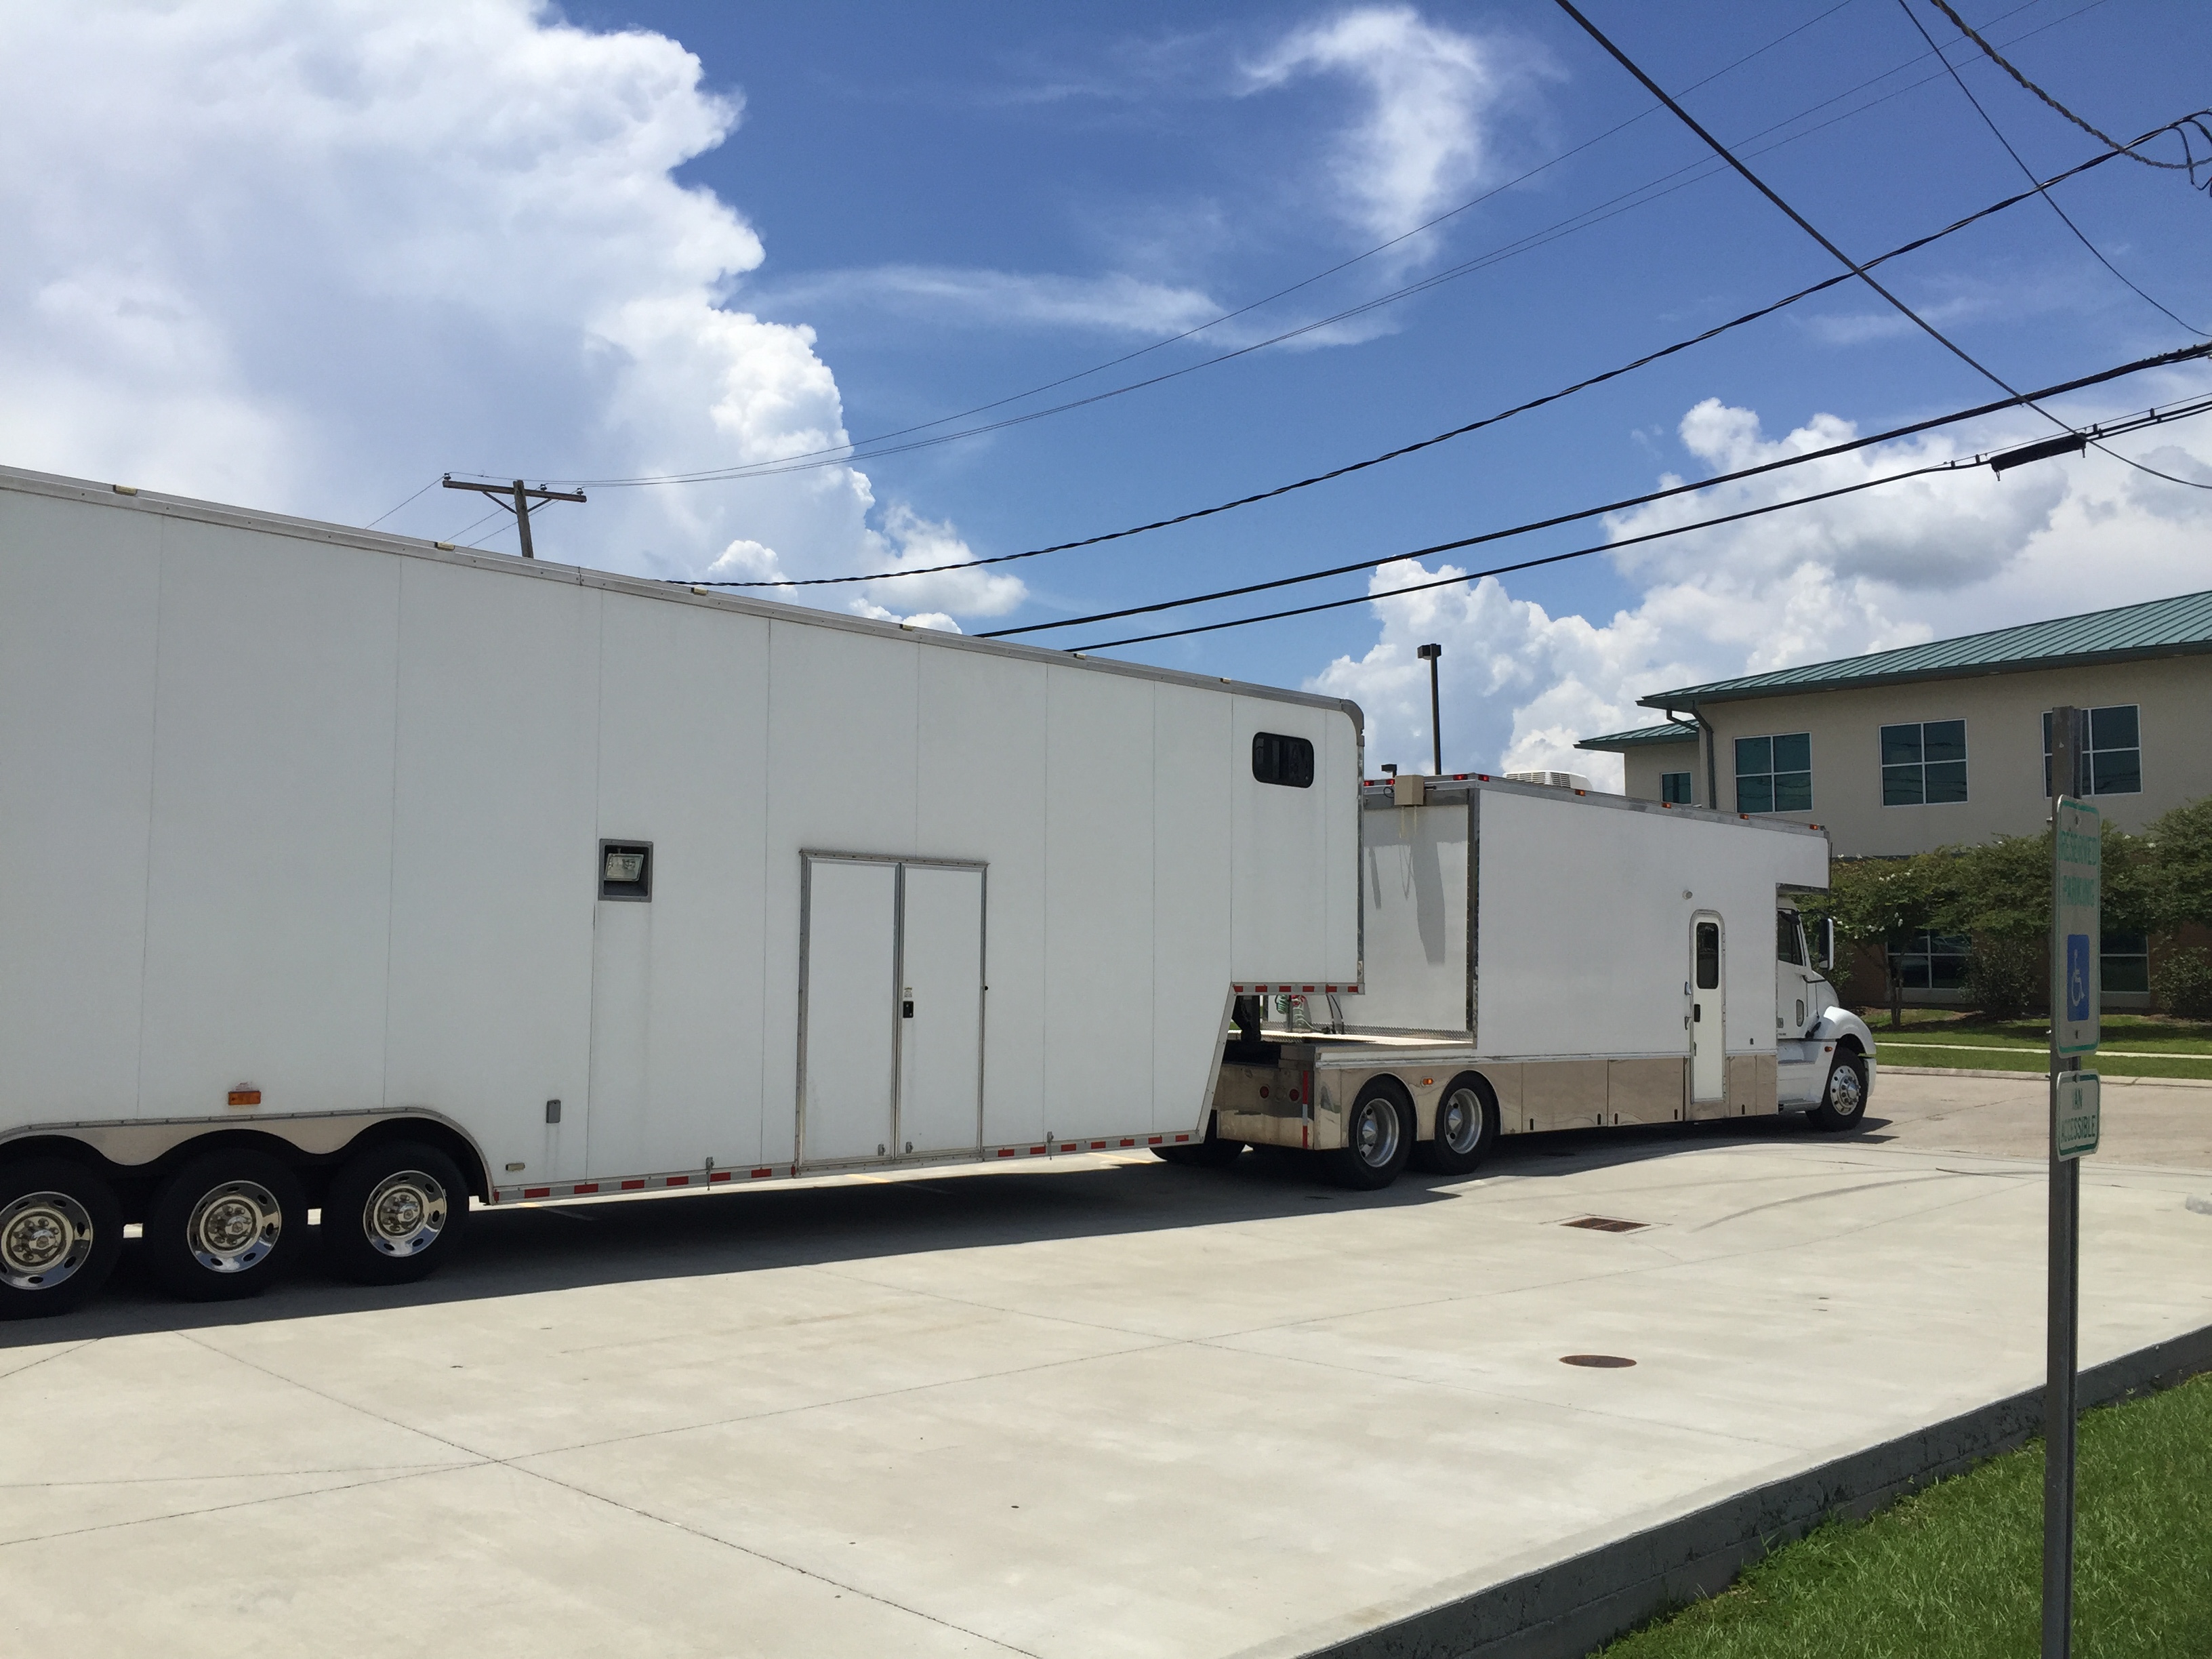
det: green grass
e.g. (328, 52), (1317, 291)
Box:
(1595, 1372), (2212, 1658)
(1864, 1014), (2212, 1080)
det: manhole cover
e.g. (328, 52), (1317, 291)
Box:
(1561, 1354), (1637, 1368)
(1562, 1216), (1648, 1233)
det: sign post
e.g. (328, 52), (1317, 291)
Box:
(2043, 708), (2099, 1659)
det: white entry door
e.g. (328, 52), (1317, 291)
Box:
(801, 858), (899, 1162)
(1690, 914), (1725, 1105)
(800, 856), (985, 1166)
(897, 864), (985, 1156)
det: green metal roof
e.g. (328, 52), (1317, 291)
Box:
(1575, 721), (1699, 752)
(1638, 587), (2212, 710)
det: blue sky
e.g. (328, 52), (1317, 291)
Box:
(3, 1), (2207, 778)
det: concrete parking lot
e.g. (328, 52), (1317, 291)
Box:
(5, 1073), (2209, 1659)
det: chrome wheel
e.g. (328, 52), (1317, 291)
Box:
(361, 1170), (448, 1258)
(1350, 1097), (1403, 1170)
(1438, 1086), (1485, 1156)
(0, 1191), (95, 1292)
(186, 1180), (285, 1273)
(1826, 1060), (1865, 1120)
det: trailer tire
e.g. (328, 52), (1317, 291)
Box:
(146, 1149), (306, 1303)
(1811, 1050), (1868, 1132)
(1414, 1074), (1496, 1175)
(1323, 1081), (1413, 1190)
(1153, 1116), (1244, 1168)
(0, 1158), (124, 1319)
(323, 1143), (467, 1286)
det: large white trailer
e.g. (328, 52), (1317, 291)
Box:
(1199, 774), (1876, 1187)
(0, 465), (1361, 1315)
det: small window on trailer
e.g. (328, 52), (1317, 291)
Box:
(1252, 732), (1315, 788)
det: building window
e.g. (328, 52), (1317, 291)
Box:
(1660, 771), (1692, 804)
(1735, 733), (1811, 814)
(2043, 705), (2142, 796)
(1880, 720), (1967, 806)
(1251, 731), (1314, 788)
(2102, 930), (2149, 994)
(1891, 930), (1969, 991)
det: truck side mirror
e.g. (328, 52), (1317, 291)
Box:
(1822, 916), (1837, 972)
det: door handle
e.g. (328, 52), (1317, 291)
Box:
(902, 1000), (914, 1019)
(1693, 1004), (1702, 1022)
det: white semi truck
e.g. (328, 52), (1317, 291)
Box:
(0, 465), (1361, 1315)
(1193, 773), (1875, 1187)
(0, 466), (1870, 1318)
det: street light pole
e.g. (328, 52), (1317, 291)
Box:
(1417, 642), (1442, 775)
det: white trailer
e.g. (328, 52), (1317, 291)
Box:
(0, 465), (1361, 1315)
(1197, 774), (1876, 1187)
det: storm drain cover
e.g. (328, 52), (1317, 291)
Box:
(1561, 1354), (1637, 1368)
(1562, 1215), (1649, 1233)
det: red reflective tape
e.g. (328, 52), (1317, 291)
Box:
(1089, 1140), (1106, 1149)
(1147, 1135), (1163, 1145)
(1301, 985), (1314, 992)
(1119, 1137), (1134, 1147)
(1174, 1133), (1191, 1143)
(523, 1187), (550, 1199)
(1029, 1145), (1046, 1155)
(752, 1167), (773, 1179)
(998, 1147), (1017, 1158)
(666, 1175), (689, 1187)
(572, 1183), (598, 1195)
(710, 1170), (731, 1183)
(620, 1179), (645, 1190)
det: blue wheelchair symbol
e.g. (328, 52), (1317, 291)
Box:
(2066, 933), (2091, 1023)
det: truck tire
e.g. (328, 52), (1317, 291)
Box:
(1414, 1074), (1497, 1175)
(323, 1142), (467, 1286)
(146, 1149), (306, 1302)
(1811, 1051), (1869, 1132)
(1323, 1082), (1412, 1190)
(1153, 1115), (1244, 1168)
(0, 1158), (124, 1319)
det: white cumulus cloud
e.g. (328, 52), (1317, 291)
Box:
(1310, 389), (2212, 790)
(0, 0), (1017, 615)
(1244, 5), (1527, 247)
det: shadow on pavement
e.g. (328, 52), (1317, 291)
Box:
(4, 1111), (1866, 1346)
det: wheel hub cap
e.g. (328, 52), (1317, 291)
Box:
(0, 1191), (96, 1290)
(1441, 1088), (1482, 1154)
(188, 1181), (283, 1273)
(363, 1171), (447, 1257)
(1354, 1101), (1399, 1168)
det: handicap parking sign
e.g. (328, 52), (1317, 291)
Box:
(2066, 934), (2091, 1024)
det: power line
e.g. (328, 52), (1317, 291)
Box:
(476, 0), (2078, 498)
(1894, 0), (2212, 491)
(1925, 0), (2212, 179)
(1898, 0), (2205, 335)
(972, 346), (2209, 640)
(459, 2), (1864, 497)
(686, 141), (2163, 596)
(1067, 389), (2212, 652)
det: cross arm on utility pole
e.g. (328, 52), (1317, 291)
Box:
(440, 476), (587, 560)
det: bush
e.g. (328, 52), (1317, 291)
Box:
(2152, 947), (2212, 1020)
(1966, 936), (2043, 1020)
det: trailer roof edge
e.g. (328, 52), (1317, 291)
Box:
(0, 463), (1363, 739)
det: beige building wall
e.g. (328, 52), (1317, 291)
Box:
(1679, 655), (2212, 857)
(1621, 741), (1700, 804)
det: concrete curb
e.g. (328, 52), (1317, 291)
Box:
(1879, 1063), (2212, 1089)
(1304, 1322), (2212, 1659)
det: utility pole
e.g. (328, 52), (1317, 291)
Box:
(440, 476), (586, 560)
(1417, 642), (1443, 774)
(2043, 705), (2101, 1659)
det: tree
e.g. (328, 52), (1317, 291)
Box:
(1813, 852), (1961, 1027)
(2142, 796), (2212, 935)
